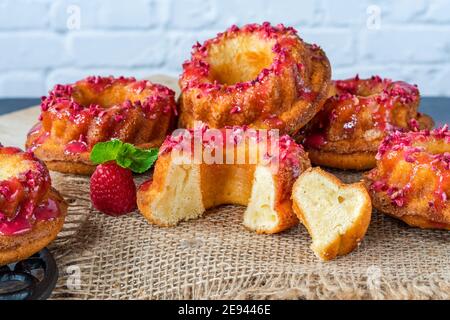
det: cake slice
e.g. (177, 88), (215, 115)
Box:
(292, 168), (372, 260)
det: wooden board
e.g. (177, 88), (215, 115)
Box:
(0, 106), (40, 148)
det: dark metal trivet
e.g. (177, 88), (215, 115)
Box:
(0, 248), (58, 300)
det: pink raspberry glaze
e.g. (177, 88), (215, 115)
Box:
(178, 22), (331, 137)
(64, 135), (88, 155)
(303, 133), (327, 149)
(332, 76), (419, 131)
(368, 126), (450, 211)
(180, 22), (316, 99)
(28, 76), (177, 155)
(27, 123), (49, 152)
(159, 126), (306, 171)
(302, 75), (421, 149)
(40, 76), (176, 120)
(0, 147), (61, 236)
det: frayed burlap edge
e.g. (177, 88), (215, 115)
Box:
(51, 266), (450, 300)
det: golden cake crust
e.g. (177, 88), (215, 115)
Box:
(179, 23), (331, 135)
(307, 149), (377, 171)
(364, 186), (450, 230)
(44, 161), (97, 176)
(26, 76), (177, 175)
(300, 76), (434, 170)
(365, 127), (450, 230)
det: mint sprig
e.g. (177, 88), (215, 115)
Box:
(90, 140), (158, 174)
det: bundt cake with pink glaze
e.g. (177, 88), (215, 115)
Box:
(0, 145), (67, 265)
(365, 126), (450, 230)
(179, 22), (331, 135)
(26, 76), (177, 175)
(301, 75), (434, 170)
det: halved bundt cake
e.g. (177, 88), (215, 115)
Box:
(137, 126), (311, 234)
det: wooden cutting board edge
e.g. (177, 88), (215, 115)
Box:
(0, 106), (41, 148)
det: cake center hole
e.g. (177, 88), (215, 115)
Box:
(0, 154), (33, 181)
(207, 35), (276, 85)
(73, 85), (147, 109)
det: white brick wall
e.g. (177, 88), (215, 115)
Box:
(0, 0), (449, 97)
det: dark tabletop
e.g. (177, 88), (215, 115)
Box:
(1, 97), (449, 126)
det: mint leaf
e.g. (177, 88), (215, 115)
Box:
(90, 140), (123, 164)
(117, 144), (158, 174)
(90, 140), (158, 173)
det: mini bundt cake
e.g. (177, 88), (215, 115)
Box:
(137, 126), (311, 234)
(292, 168), (372, 261)
(179, 22), (331, 135)
(26, 76), (177, 175)
(0, 145), (67, 266)
(300, 75), (434, 170)
(364, 126), (450, 230)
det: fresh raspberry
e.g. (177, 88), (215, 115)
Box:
(90, 162), (137, 216)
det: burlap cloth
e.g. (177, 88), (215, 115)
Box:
(47, 169), (450, 300)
